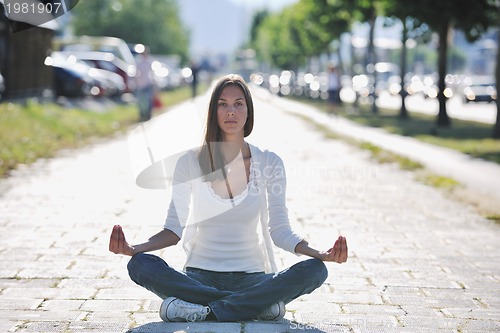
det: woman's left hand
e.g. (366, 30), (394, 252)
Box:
(318, 235), (348, 263)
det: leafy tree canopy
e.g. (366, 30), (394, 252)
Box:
(71, 0), (189, 60)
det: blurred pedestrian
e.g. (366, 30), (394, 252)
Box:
(190, 60), (200, 99)
(135, 47), (155, 121)
(109, 74), (348, 322)
(327, 64), (342, 115)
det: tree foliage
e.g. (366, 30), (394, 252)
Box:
(252, 0), (499, 136)
(293, 0), (351, 57)
(254, 8), (306, 70)
(400, 0), (498, 126)
(71, 0), (189, 60)
(383, 1), (431, 119)
(252, 0), (351, 70)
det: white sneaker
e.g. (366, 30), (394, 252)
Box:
(159, 297), (211, 322)
(254, 301), (285, 321)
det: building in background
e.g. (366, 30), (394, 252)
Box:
(0, 0), (63, 99)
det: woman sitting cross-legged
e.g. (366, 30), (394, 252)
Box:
(109, 74), (348, 322)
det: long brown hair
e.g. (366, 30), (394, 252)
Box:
(198, 74), (254, 181)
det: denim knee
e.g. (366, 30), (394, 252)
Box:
(288, 258), (328, 289)
(127, 253), (142, 282)
(306, 258), (328, 287)
(127, 253), (156, 283)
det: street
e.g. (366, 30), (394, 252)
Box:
(0, 88), (499, 333)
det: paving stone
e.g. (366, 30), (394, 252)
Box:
(17, 321), (69, 332)
(67, 321), (130, 333)
(352, 327), (455, 333)
(95, 287), (157, 300)
(0, 320), (21, 333)
(0, 298), (44, 310)
(398, 316), (471, 331)
(398, 306), (440, 317)
(57, 277), (133, 289)
(39, 299), (86, 311)
(0, 309), (77, 321)
(8, 309), (85, 321)
(287, 300), (341, 315)
(297, 313), (399, 331)
(0, 278), (61, 289)
(342, 304), (405, 316)
(460, 319), (500, 332)
(16, 264), (73, 279)
(2, 286), (97, 300)
(443, 307), (500, 321)
(246, 320), (350, 333)
(128, 322), (241, 333)
(80, 299), (142, 312)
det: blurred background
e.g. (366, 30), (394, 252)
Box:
(0, 0), (499, 178)
(0, 0), (497, 105)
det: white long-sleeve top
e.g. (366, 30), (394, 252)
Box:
(164, 144), (304, 273)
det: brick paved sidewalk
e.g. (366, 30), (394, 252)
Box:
(0, 92), (499, 333)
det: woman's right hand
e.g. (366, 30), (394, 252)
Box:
(109, 225), (135, 256)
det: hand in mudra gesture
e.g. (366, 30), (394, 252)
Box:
(318, 235), (348, 263)
(109, 225), (135, 256)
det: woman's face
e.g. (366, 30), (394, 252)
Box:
(217, 84), (248, 139)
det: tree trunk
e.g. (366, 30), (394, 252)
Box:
(399, 17), (409, 119)
(350, 32), (359, 108)
(337, 42), (343, 75)
(493, 27), (500, 138)
(436, 21), (451, 127)
(367, 6), (378, 113)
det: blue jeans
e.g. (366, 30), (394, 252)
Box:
(136, 85), (154, 121)
(127, 253), (328, 321)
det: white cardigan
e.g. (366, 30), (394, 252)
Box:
(163, 144), (304, 273)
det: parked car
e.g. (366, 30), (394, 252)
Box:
(86, 66), (126, 96)
(44, 53), (100, 97)
(54, 36), (136, 67)
(463, 76), (497, 103)
(151, 61), (184, 90)
(45, 52), (127, 97)
(57, 50), (137, 93)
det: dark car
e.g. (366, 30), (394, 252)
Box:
(57, 51), (137, 93)
(45, 52), (127, 97)
(45, 53), (99, 97)
(463, 76), (497, 103)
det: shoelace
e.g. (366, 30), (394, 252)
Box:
(186, 307), (210, 322)
(173, 299), (210, 322)
(254, 303), (283, 320)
